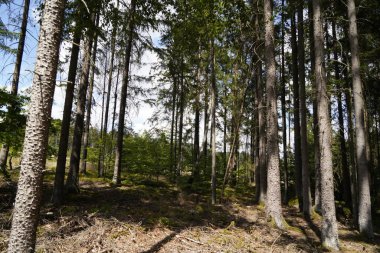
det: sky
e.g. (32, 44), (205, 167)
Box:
(0, 0), (162, 135)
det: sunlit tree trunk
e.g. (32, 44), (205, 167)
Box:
(264, 0), (284, 229)
(210, 38), (217, 205)
(7, 0), (65, 251)
(313, 0), (339, 249)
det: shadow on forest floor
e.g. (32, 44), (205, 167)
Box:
(1, 168), (380, 252)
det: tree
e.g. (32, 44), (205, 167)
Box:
(113, 0), (137, 184)
(7, 0), (66, 251)
(298, 0), (311, 217)
(52, 26), (81, 205)
(312, 0), (339, 249)
(264, 0), (284, 229)
(346, 0), (373, 238)
(65, 13), (96, 193)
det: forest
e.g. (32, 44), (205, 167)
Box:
(0, 0), (380, 252)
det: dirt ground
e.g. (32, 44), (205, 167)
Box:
(0, 171), (379, 253)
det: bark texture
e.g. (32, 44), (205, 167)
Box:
(264, 0), (284, 229)
(7, 0), (65, 251)
(313, 0), (339, 249)
(347, 0), (373, 238)
(210, 39), (217, 205)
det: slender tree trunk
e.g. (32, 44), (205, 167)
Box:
(111, 64), (120, 141)
(52, 27), (81, 206)
(7, 0), (65, 251)
(210, 38), (217, 205)
(193, 66), (201, 181)
(313, 0), (339, 249)
(332, 19), (351, 207)
(169, 73), (177, 180)
(113, 0), (136, 184)
(98, 51), (108, 177)
(308, 0), (321, 213)
(0, 0), (30, 176)
(80, 15), (99, 175)
(176, 62), (185, 182)
(347, 0), (373, 238)
(281, 0), (288, 204)
(202, 72), (210, 175)
(264, 0), (284, 229)
(66, 15), (95, 193)
(291, 13), (303, 211)
(298, 1), (312, 217)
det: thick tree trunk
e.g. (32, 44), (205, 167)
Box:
(264, 0), (284, 229)
(80, 16), (99, 175)
(347, 0), (373, 238)
(210, 39), (217, 205)
(113, 0), (136, 184)
(66, 15), (95, 193)
(0, 0), (30, 175)
(7, 0), (65, 251)
(291, 13), (303, 211)
(313, 0), (339, 249)
(298, 1), (312, 217)
(111, 65), (120, 141)
(52, 27), (81, 206)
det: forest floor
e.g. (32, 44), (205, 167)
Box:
(1, 164), (380, 252)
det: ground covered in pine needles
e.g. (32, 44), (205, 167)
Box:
(1, 166), (380, 252)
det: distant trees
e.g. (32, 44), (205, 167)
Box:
(1, 0), (379, 251)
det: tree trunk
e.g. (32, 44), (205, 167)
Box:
(7, 0), (65, 251)
(347, 0), (373, 238)
(169, 72), (177, 180)
(111, 65), (120, 141)
(52, 27), (81, 206)
(113, 0), (136, 184)
(66, 15), (95, 193)
(193, 66), (201, 181)
(264, 0), (284, 229)
(332, 19), (351, 208)
(0, 0), (30, 176)
(313, 0), (339, 249)
(80, 15), (99, 175)
(291, 12), (303, 211)
(298, 1), (312, 217)
(280, 0), (288, 204)
(210, 38), (217, 205)
(176, 62), (185, 182)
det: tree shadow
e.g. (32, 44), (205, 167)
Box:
(140, 231), (178, 253)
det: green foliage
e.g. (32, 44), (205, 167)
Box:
(0, 88), (28, 153)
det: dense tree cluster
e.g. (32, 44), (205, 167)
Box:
(0, 0), (379, 251)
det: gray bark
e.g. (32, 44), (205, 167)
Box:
(113, 0), (136, 184)
(347, 0), (373, 238)
(264, 0), (284, 229)
(7, 0), (65, 251)
(313, 0), (339, 249)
